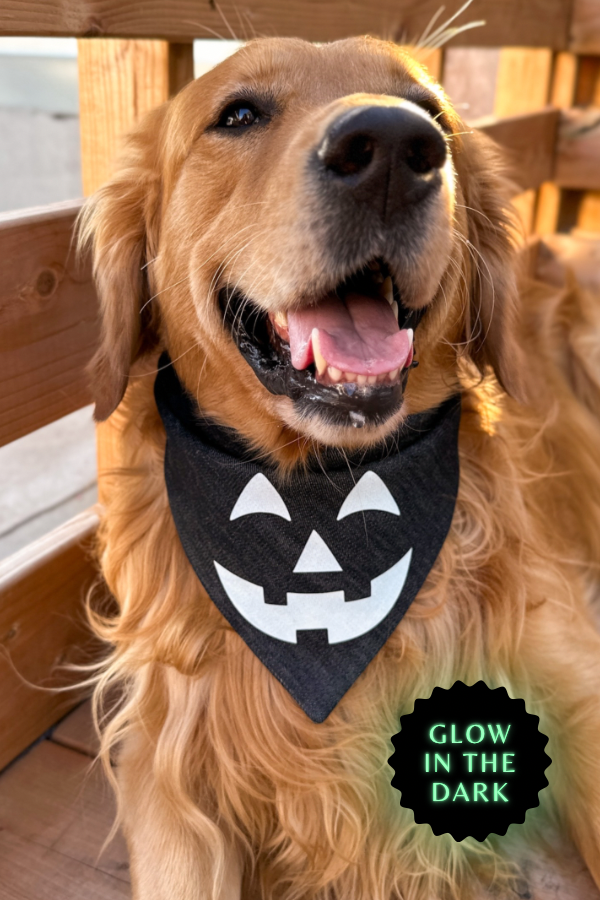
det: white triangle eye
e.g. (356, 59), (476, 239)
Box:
(293, 530), (342, 573)
(337, 471), (400, 520)
(230, 473), (291, 521)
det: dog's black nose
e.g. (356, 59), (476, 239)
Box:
(316, 104), (447, 218)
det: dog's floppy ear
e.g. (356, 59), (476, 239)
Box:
(78, 105), (167, 421)
(455, 129), (526, 402)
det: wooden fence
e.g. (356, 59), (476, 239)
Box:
(1, 0), (600, 772)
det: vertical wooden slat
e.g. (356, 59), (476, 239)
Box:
(77, 39), (194, 501)
(552, 56), (600, 233)
(442, 48), (501, 120)
(535, 51), (579, 234)
(493, 48), (554, 235)
(494, 48), (554, 117)
(168, 42), (195, 96)
(572, 56), (600, 232)
(79, 40), (174, 194)
(552, 51), (580, 108)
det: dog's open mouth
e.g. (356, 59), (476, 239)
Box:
(219, 260), (423, 429)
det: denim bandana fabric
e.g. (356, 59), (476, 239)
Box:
(154, 356), (461, 722)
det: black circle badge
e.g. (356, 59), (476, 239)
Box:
(388, 681), (551, 841)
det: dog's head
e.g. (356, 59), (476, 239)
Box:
(81, 37), (522, 450)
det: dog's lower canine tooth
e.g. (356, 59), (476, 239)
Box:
(311, 329), (328, 375)
(274, 310), (288, 328)
(407, 327), (414, 344)
(389, 368), (399, 381)
(391, 300), (398, 319)
(328, 366), (342, 382)
(381, 276), (394, 305)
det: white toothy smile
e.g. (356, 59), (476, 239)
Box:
(268, 266), (415, 387)
(219, 258), (424, 430)
(214, 548), (413, 644)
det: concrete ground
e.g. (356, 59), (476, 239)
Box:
(0, 408), (98, 559)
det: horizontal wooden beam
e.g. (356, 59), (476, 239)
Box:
(0, 200), (99, 449)
(554, 108), (600, 191)
(473, 107), (561, 193)
(0, 0), (571, 48)
(0, 508), (100, 772)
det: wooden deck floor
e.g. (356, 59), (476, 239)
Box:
(0, 702), (130, 900)
(0, 702), (599, 900)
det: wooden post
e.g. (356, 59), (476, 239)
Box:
(572, 56), (600, 231)
(535, 51), (579, 234)
(77, 39), (194, 503)
(493, 48), (554, 235)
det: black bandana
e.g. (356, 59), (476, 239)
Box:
(155, 358), (461, 722)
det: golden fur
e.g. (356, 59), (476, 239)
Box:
(79, 37), (600, 900)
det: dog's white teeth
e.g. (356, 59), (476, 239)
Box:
(312, 329), (328, 376)
(407, 327), (414, 345)
(380, 276), (394, 305)
(274, 310), (288, 329)
(327, 369), (401, 386)
(391, 300), (399, 319)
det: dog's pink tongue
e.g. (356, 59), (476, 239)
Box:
(288, 292), (412, 376)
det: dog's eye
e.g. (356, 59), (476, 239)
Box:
(218, 102), (260, 129)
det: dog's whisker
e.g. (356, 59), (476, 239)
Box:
(234, 254), (286, 324)
(126, 343), (200, 378)
(413, 5), (446, 49)
(417, 1), (483, 50)
(453, 228), (497, 345)
(183, 19), (228, 41)
(139, 223), (263, 314)
(417, 0), (474, 45)
(454, 205), (495, 228)
(230, 4), (252, 42)
(211, 1), (240, 41)
(451, 229), (487, 345)
(225, 248), (284, 334)
(423, 19), (486, 50)
(141, 211), (271, 315)
(218, 233), (274, 330)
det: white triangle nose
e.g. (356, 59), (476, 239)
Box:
(293, 530), (342, 573)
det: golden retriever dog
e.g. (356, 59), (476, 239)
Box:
(79, 37), (600, 900)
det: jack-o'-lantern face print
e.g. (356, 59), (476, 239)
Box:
(215, 471), (413, 644)
(155, 361), (461, 722)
